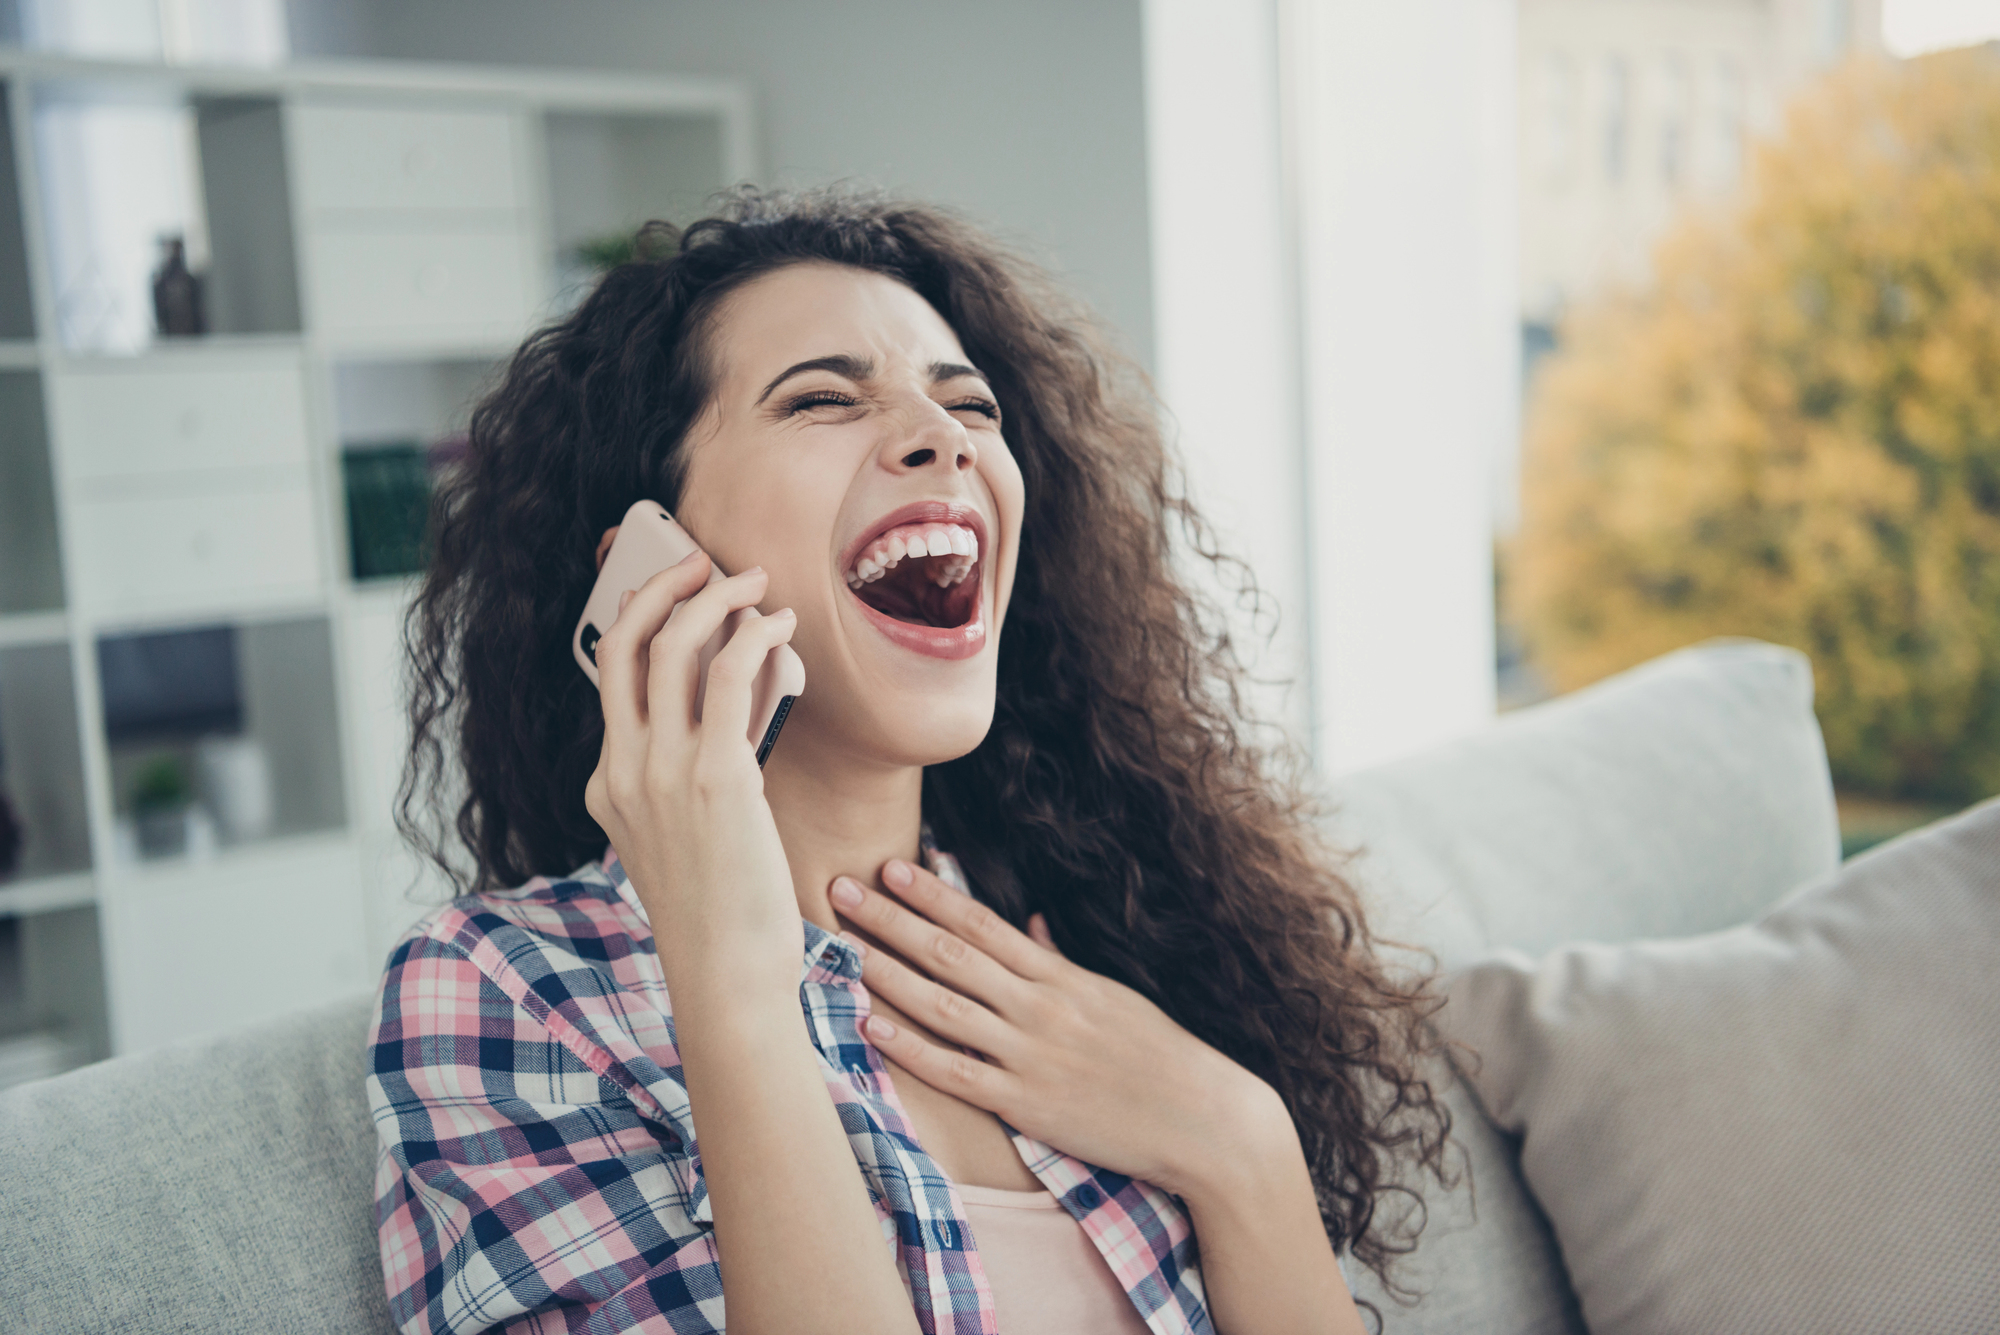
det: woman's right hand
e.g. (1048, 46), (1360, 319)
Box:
(584, 552), (804, 992)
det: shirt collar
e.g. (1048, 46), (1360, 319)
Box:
(595, 845), (866, 984)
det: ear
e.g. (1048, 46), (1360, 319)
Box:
(594, 526), (620, 572)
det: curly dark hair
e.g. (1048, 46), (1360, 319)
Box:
(401, 185), (1453, 1316)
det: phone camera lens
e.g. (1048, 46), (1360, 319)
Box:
(580, 624), (601, 663)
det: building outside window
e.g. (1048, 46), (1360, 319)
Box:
(1602, 54), (1631, 183)
(1658, 54), (1692, 186)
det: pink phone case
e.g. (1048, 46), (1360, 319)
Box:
(573, 499), (806, 766)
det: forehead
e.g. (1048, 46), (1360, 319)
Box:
(707, 263), (968, 383)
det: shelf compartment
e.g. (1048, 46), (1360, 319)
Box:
(332, 356), (496, 442)
(0, 371), (63, 615)
(344, 585), (412, 836)
(96, 616), (346, 866)
(0, 82), (37, 341)
(333, 357), (495, 583)
(32, 83), (302, 354)
(0, 640), (92, 884)
(0, 905), (108, 1086)
(546, 110), (728, 305)
(193, 97), (303, 339)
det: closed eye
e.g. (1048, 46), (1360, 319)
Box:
(784, 390), (860, 413)
(786, 389), (999, 423)
(949, 397), (1002, 421)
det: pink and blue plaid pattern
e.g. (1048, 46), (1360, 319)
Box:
(369, 846), (1212, 1334)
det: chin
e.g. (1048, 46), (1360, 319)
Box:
(860, 682), (998, 769)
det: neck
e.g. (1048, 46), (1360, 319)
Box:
(759, 727), (924, 935)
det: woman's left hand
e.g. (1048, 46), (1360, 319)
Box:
(830, 858), (1293, 1200)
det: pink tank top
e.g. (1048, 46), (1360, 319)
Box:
(956, 1184), (1153, 1333)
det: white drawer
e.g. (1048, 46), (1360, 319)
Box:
(306, 226), (538, 347)
(105, 838), (368, 1053)
(51, 359), (310, 486)
(292, 103), (523, 215)
(69, 479), (323, 614)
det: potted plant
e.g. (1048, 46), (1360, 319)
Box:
(131, 755), (193, 858)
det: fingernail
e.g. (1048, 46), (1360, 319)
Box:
(675, 551), (701, 566)
(830, 877), (863, 910)
(882, 860), (913, 889)
(867, 1016), (898, 1041)
(775, 607), (796, 620)
(743, 565), (764, 576)
(618, 589), (635, 612)
(839, 931), (869, 961)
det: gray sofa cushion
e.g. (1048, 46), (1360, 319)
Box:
(1334, 639), (1841, 1333)
(0, 993), (386, 1334)
(1334, 639), (1841, 974)
(1346, 1064), (1586, 1335)
(1441, 799), (2000, 1335)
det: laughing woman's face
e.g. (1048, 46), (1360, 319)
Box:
(671, 262), (1026, 772)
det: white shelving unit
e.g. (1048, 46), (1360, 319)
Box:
(0, 47), (752, 1082)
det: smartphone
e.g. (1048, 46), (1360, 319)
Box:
(573, 499), (806, 767)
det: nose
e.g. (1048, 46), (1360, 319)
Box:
(881, 398), (978, 475)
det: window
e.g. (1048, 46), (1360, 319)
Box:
(1820, 0), (1853, 64)
(1603, 56), (1631, 184)
(1712, 57), (1745, 187)
(1659, 55), (1691, 189)
(1541, 51), (1579, 185)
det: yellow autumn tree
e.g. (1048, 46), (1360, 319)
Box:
(1513, 46), (2000, 799)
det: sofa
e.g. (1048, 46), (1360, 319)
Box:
(3, 639), (1990, 1333)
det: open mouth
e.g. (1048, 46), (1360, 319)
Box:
(841, 502), (986, 633)
(844, 520), (982, 628)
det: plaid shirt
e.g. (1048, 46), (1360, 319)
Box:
(368, 844), (1212, 1334)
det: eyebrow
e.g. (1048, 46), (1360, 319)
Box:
(754, 354), (991, 405)
(929, 360), (990, 388)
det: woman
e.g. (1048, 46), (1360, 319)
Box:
(372, 188), (1451, 1335)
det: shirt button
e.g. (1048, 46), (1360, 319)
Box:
(1073, 1184), (1101, 1211)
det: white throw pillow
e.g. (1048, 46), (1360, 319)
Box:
(1439, 799), (2000, 1335)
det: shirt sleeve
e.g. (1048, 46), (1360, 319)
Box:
(369, 930), (725, 1335)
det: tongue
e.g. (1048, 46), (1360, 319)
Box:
(857, 558), (966, 627)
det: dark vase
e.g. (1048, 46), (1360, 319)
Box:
(151, 236), (206, 338)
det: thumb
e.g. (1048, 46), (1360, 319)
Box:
(1028, 913), (1061, 954)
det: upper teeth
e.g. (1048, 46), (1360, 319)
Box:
(845, 522), (980, 589)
